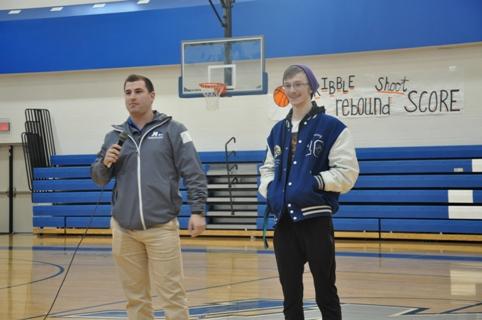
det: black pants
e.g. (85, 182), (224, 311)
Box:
(273, 215), (341, 320)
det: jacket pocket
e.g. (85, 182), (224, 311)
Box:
(289, 177), (326, 208)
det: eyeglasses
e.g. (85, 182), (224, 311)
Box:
(282, 82), (309, 91)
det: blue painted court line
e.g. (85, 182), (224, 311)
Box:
(1, 245), (482, 262)
(23, 299), (482, 319)
(0, 258), (64, 290)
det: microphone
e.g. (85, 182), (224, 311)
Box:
(117, 131), (129, 147)
(107, 131), (128, 168)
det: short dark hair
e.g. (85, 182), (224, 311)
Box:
(282, 65), (305, 82)
(124, 74), (154, 93)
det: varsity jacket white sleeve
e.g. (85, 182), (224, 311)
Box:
(317, 128), (359, 194)
(258, 145), (275, 199)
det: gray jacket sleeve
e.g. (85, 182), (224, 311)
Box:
(91, 132), (115, 186)
(170, 122), (207, 213)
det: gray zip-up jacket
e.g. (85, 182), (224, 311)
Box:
(91, 111), (207, 230)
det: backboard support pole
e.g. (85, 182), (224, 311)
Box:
(222, 1), (233, 87)
(208, 0), (234, 86)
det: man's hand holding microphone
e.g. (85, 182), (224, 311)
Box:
(103, 132), (128, 168)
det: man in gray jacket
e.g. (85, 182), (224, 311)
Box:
(91, 74), (207, 320)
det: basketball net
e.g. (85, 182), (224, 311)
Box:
(199, 82), (226, 111)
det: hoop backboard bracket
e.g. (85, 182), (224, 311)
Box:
(179, 35), (268, 98)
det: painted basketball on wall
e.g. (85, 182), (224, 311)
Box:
(273, 86), (289, 107)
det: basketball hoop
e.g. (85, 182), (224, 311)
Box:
(199, 82), (227, 111)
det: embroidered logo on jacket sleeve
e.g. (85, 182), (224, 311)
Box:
(180, 131), (193, 144)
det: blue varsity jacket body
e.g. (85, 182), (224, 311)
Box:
(263, 106), (357, 224)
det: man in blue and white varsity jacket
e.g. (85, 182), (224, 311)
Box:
(258, 65), (359, 320)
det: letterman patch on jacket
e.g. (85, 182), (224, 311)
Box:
(180, 131), (193, 144)
(273, 145), (282, 158)
(306, 134), (324, 158)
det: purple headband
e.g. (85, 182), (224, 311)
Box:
(295, 64), (319, 95)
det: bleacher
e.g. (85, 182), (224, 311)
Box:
(32, 145), (482, 241)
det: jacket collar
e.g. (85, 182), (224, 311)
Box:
(113, 110), (172, 133)
(284, 102), (325, 128)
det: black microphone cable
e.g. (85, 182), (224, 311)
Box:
(40, 132), (127, 319)
(41, 185), (107, 320)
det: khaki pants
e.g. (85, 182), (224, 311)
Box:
(111, 218), (189, 320)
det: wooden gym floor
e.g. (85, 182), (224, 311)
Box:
(1, 234), (481, 319)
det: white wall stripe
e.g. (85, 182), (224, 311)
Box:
(448, 206), (482, 219)
(472, 159), (482, 172)
(448, 190), (473, 204)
